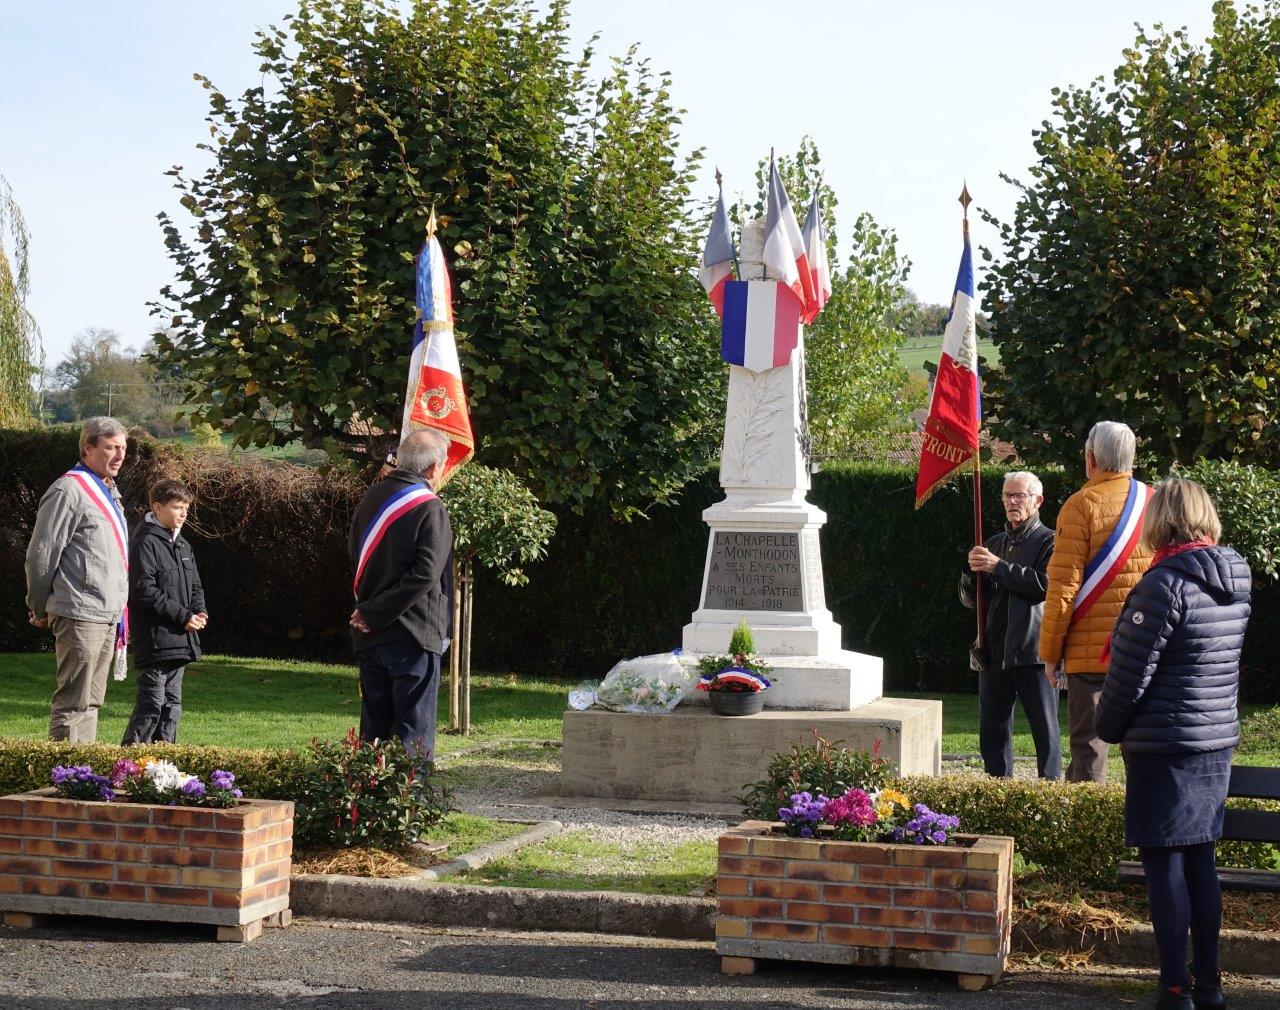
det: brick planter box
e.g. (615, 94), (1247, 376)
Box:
(0, 788), (292, 942)
(716, 820), (1014, 989)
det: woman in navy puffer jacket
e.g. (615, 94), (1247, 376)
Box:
(1096, 479), (1250, 1010)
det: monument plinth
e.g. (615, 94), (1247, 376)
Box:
(560, 211), (941, 804)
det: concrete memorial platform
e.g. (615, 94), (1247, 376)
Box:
(561, 213), (943, 805)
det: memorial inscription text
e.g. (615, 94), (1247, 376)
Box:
(703, 531), (803, 612)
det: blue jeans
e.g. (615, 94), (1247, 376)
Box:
(978, 663), (1062, 779)
(357, 638), (440, 759)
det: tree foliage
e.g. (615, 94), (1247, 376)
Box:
(735, 138), (919, 460)
(439, 463), (556, 586)
(153, 0), (720, 515)
(48, 329), (182, 434)
(983, 2), (1280, 469)
(0, 176), (41, 427)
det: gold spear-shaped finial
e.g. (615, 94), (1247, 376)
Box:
(715, 166), (723, 188)
(426, 205), (438, 238)
(959, 182), (972, 239)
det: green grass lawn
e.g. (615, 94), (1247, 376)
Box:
(0, 653), (566, 754)
(0, 653), (1273, 764)
(458, 830), (717, 896)
(898, 337), (1000, 376)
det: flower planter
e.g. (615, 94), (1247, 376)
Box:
(0, 788), (293, 942)
(708, 691), (766, 716)
(716, 820), (1014, 990)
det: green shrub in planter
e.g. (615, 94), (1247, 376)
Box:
(739, 732), (892, 820)
(0, 736), (450, 848)
(292, 730), (451, 847)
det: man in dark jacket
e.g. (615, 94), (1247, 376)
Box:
(960, 470), (1061, 779)
(348, 429), (453, 758)
(122, 479), (207, 744)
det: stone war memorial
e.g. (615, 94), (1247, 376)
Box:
(562, 207), (943, 805)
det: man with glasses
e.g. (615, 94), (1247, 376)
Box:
(960, 471), (1062, 779)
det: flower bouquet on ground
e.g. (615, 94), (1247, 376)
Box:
(696, 621), (773, 716)
(778, 785), (958, 845)
(50, 758), (244, 808)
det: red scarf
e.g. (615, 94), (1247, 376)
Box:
(1099, 539), (1217, 666)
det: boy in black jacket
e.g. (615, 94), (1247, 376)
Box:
(121, 479), (207, 744)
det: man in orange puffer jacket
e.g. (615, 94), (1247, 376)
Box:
(1039, 421), (1153, 783)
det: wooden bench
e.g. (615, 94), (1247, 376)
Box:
(1118, 765), (1280, 893)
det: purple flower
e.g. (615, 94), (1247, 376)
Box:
(98, 784), (116, 801)
(181, 779), (206, 798)
(210, 770), (236, 791)
(231, 788), (243, 799)
(799, 826), (813, 838)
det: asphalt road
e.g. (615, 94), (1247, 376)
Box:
(1, 916), (1277, 1009)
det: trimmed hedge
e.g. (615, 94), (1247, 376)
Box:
(4, 429), (1279, 698)
(897, 774), (1279, 890)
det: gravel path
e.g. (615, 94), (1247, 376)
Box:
(436, 741), (1056, 850)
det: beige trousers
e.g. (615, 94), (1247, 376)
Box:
(48, 615), (116, 743)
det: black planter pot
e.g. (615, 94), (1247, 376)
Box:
(709, 690), (766, 716)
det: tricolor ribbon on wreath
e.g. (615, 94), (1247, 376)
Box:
(64, 464), (130, 681)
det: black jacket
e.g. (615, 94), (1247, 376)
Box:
(1096, 545), (1250, 755)
(128, 516), (205, 667)
(959, 515), (1054, 671)
(348, 470), (453, 655)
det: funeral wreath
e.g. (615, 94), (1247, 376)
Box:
(696, 621), (773, 715)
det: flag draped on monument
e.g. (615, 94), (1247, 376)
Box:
(720, 280), (803, 371)
(763, 155), (817, 315)
(401, 215), (474, 485)
(915, 230), (980, 508)
(700, 172), (737, 317)
(800, 189), (831, 324)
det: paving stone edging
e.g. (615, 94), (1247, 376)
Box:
(291, 874), (1280, 975)
(415, 820), (563, 881)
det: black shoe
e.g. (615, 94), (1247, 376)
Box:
(1191, 975), (1225, 1010)
(1156, 986), (1194, 1010)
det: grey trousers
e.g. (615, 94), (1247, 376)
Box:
(1066, 673), (1109, 783)
(48, 615), (116, 743)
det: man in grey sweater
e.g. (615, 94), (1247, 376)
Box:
(25, 417), (130, 742)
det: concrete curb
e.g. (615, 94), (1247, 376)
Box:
(290, 876), (716, 941)
(291, 874), (1280, 974)
(415, 821), (563, 881)
(1015, 920), (1280, 976)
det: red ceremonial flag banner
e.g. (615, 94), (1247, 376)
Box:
(915, 235), (980, 509)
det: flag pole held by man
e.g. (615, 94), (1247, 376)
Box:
(348, 211), (472, 759)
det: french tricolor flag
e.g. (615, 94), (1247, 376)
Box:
(699, 180), (736, 317)
(763, 156), (816, 315)
(800, 189), (832, 324)
(721, 280), (802, 372)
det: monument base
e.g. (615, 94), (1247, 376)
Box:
(681, 650), (883, 711)
(560, 698), (942, 805)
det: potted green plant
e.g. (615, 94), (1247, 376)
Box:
(696, 620), (772, 716)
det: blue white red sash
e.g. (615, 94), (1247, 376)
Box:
(353, 482), (437, 594)
(64, 465), (130, 679)
(1071, 478), (1153, 625)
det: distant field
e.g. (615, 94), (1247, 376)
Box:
(898, 337), (1000, 375)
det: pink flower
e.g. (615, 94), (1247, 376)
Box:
(823, 788), (877, 828)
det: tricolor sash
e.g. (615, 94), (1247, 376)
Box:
(1071, 477), (1153, 625)
(353, 482), (438, 595)
(64, 465), (130, 680)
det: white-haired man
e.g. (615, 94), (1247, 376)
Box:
(1040, 420), (1153, 783)
(961, 470), (1061, 779)
(25, 417), (130, 743)
(348, 428), (454, 758)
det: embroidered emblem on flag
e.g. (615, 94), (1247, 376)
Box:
(720, 280), (802, 373)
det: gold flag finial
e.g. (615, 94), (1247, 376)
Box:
(715, 166), (723, 188)
(958, 182), (972, 216)
(426, 205), (438, 238)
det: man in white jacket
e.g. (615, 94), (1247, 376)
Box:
(25, 417), (129, 742)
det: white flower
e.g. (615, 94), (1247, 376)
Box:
(145, 760), (188, 792)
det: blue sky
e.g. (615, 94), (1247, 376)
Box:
(2, 1), (1216, 366)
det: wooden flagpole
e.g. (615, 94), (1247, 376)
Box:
(960, 182), (986, 651)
